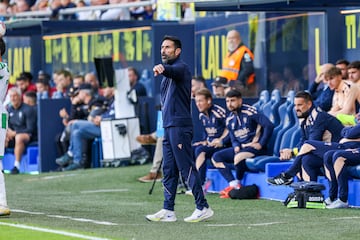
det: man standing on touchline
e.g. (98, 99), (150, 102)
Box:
(146, 35), (213, 223)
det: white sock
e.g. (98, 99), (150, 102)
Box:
(229, 180), (240, 188)
(67, 151), (73, 157)
(0, 169), (8, 207)
(14, 161), (20, 169)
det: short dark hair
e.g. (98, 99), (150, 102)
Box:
(162, 35), (182, 49)
(225, 89), (242, 99)
(335, 59), (350, 66)
(325, 66), (342, 78)
(347, 61), (360, 70)
(192, 75), (206, 86)
(195, 88), (212, 100)
(295, 91), (313, 103)
(0, 38), (5, 56)
(24, 91), (37, 101)
(20, 72), (33, 82)
(36, 77), (50, 87)
(128, 66), (139, 80)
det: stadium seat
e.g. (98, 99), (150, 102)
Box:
(252, 90), (269, 112)
(348, 165), (360, 179)
(3, 143), (39, 174)
(261, 89), (282, 126)
(246, 90), (296, 172)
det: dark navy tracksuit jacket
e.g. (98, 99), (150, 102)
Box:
(160, 57), (209, 211)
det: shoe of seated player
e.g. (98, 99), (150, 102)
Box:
(219, 184), (241, 198)
(266, 172), (293, 185)
(326, 199), (349, 209)
(324, 197), (334, 206)
(184, 207), (214, 223)
(145, 209), (177, 222)
(10, 166), (19, 175)
(0, 206), (10, 216)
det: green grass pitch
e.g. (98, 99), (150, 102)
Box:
(1, 164), (359, 240)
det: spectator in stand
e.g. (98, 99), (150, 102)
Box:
(75, 0), (92, 20)
(6, 87), (37, 175)
(23, 91), (37, 106)
(211, 76), (229, 98)
(55, 83), (114, 171)
(31, 0), (49, 11)
(101, 0), (131, 20)
(347, 61), (360, 85)
(129, 0), (154, 20)
(283, 65), (301, 94)
(307, 63), (334, 112)
(191, 76), (206, 98)
(11, 0), (35, 13)
(36, 77), (53, 99)
(52, 0), (77, 19)
(0, 2), (8, 21)
(56, 85), (88, 157)
(335, 59), (350, 80)
(128, 66), (147, 97)
(212, 89), (274, 198)
(15, 72), (37, 98)
(326, 67), (357, 117)
(73, 74), (85, 88)
(84, 72), (102, 97)
(268, 68), (286, 96)
(52, 69), (73, 99)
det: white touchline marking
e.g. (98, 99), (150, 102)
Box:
(80, 189), (129, 194)
(206, 222), (283, 227)
(331, 216), (360, 220)
(12, 209), (118, 226)
(26, 174), (78, 181)
(0, 222), (110, 240)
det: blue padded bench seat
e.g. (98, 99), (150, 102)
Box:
(3, 142), (39, 174)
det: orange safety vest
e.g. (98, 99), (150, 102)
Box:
(220, 45), (255, 85)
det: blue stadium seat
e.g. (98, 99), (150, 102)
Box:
(246, 90), (297, 171)
(252, 90), (269, 112)
(262, 89), (282, 126)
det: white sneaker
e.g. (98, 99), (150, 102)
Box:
(185, 189), (193, 196)
(324, 197), (333, 206)
(184, 207), (214, 222)
(326, 199), (349, 209)
(0, 206), (10, 216)
(145, 209), (177, 222)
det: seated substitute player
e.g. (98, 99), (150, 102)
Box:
(324, 148), (360, 208)
(212, 89), (274, 198)
(306, 124), (360, 208)
(192, 88), (229, 189)
(267, 91), (344, 185)
(6, 87), (38, 175)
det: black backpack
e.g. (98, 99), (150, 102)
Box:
(229, 184), (259, 200)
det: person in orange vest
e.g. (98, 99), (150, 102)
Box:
(219, 30), (256, 96)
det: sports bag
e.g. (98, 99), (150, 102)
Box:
(229, 184), (259, 200)
(284, 181), (326, 209)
